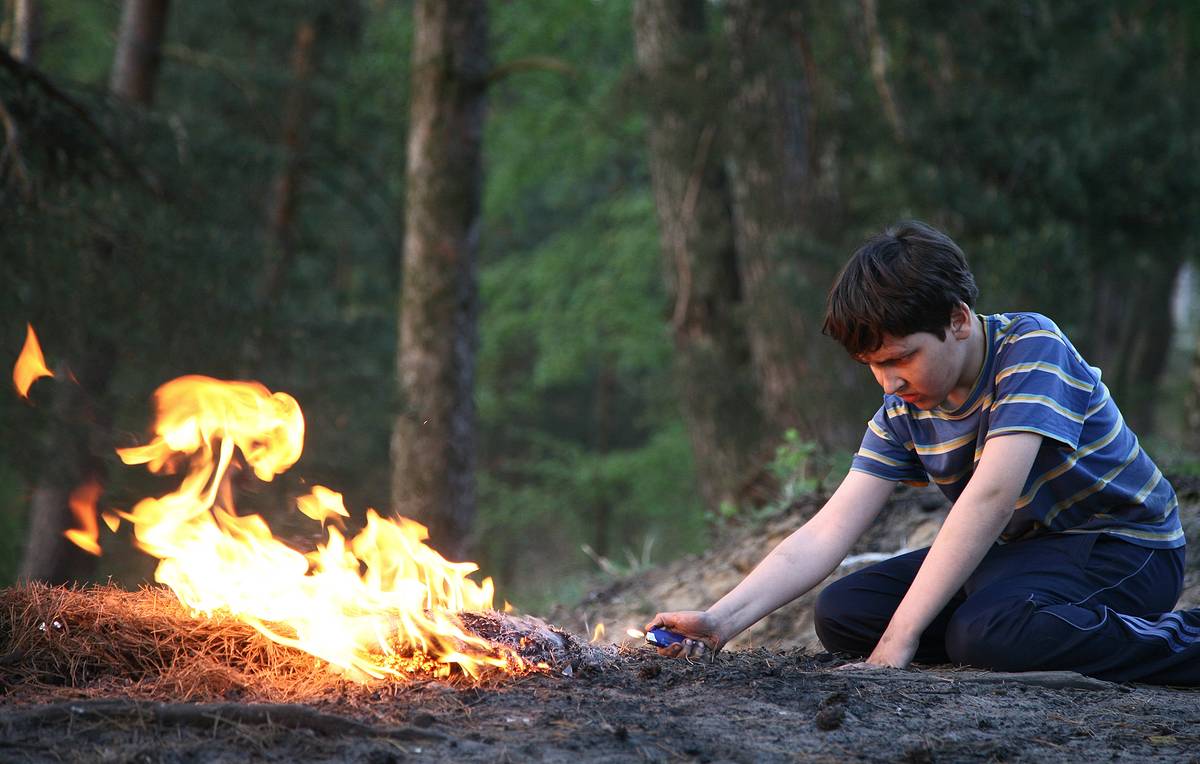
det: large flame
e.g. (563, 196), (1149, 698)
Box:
(109, 375), (525, 680)
(13, 324), (53, 399)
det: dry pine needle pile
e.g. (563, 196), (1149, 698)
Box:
(0, 583), (599, 704)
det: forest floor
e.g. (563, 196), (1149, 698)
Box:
(4, 648), (1200, 762)
(4, 479), (1200, 762)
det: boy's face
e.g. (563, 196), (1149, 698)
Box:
(856, 306), (977, 410)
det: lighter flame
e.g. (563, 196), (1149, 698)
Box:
(112, 375), (526, 681)
(627, 628), (645, 639)
(64, 478), (103, 556)
(13, 324), (53, 399)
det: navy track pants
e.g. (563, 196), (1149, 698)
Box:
(813, 532), (1200, 684)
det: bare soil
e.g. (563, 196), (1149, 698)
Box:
(4, 479), (1200, 762)
(4, 650), (1200, 762)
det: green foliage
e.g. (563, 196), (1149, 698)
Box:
(474, 0), (708, 606)
(714, 429), (854, 524)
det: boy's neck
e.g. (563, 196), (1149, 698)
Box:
(945, 313), (986, 409)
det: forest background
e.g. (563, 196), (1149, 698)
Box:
(1, 0), (1198, 614)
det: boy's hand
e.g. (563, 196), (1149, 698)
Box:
(644, 610), (726, 660)
(837, 630), (918, 671)
(865, 633), (919, 669)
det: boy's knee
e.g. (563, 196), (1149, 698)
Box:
(813, 579), (867, 654)
(944, 596), (1038, 671)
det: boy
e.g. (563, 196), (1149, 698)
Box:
(648, 220), (1199, 684)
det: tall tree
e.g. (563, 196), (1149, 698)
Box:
(632, 0), (763, 512)
(9, 0), (41, 63)
(19, 0), (169, 583)
(244, 17), (320, 373)
(391, 0), (488, 561)
(721, 0), (843, 446)
(109, 0), (168, 103)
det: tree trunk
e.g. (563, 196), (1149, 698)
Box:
(9, 0), (40, 64)
(633, 0), (764, 512)
(390, 0), (488, 562)
(20, 2), (169, 582)
(244, 19), (318, 373)
(722, 0), (839, 447)
(262, 20), (316, 305)
(1089, 251), (1184, 437)
(591, 362), (614, 558)
(110, 0), (169, 105)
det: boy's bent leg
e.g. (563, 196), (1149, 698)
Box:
(944, 534), (1200, 683)
(814, 547), (964, 663)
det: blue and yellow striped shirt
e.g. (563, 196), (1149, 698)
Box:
(850, 312), (1183, 549)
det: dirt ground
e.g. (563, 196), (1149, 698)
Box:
(4, 480), (1200, 762)
(4, 649), (1200, 763)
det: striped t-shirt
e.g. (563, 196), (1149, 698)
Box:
(850, 312), (1182, 549)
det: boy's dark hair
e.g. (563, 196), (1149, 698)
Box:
(823, 220), (979, 357)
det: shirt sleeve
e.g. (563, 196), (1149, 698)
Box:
(850, 404), (928, 485)
(987, 318), (1097, 450)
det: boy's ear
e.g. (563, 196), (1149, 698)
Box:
(949, 302), (973, 340)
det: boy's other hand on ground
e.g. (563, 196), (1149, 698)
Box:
(645, 610), (725, 660)
(836, 631), (918, 671)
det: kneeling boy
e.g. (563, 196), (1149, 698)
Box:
(649, 221), (1197, 684)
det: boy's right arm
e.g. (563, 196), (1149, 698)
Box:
(647, 469), (895, 658)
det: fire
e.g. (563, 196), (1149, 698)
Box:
(13, 324), (53, 399)
(64, 478), (103, 556)
(103, 374), (528, 681)
(591, 622), (606, 643)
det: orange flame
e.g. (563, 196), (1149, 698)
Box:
(64, 478), (103, 556)
(590, 622), (607, 643)
(296, 485), (350, 527)
(115, 375), (526, 680)
(13, 324), (53, 399)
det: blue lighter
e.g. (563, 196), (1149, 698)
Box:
(645, 628), (687, 648)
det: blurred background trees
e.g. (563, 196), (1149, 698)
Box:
(1, 0), (1197, 608)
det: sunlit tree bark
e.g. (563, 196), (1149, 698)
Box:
(391, 0), (487, 561)
(633, 0), (763, 511)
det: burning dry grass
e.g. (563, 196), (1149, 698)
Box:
(0, 583), (605, 704)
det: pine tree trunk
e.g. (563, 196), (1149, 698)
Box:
(722, 0), (839, 448)
(9, 0), (41, 64)
(110, 0), (169, 105)
(390, 0), (488, 561)
(633, 0), (763, 511)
